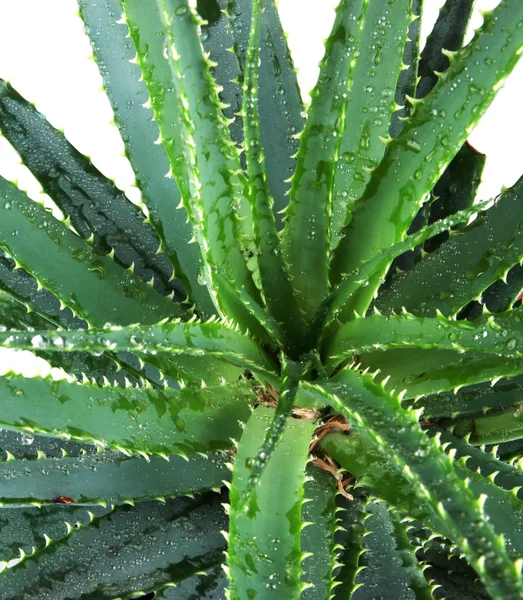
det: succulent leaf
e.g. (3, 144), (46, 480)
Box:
(0, 371), (252, 456)
(205, 0), (305, 230)
(352, 500), (434, 600)
(412, 374), (523, 420)
(0, 79), (186, 302)
(242, 0), (305, 352)
(77, 0), (217, 318)
(121, 0), (261, 320)
(227, 406), (315, 599)
(388, 0), (422, 139)
(1, 0), (522, 596)
(312, 197), (495, 346)
(0, 493), (226, 599)
(303, 370), (523, 599)
(0, 176), (180, 327)
(377, 175), (523, 318)
(416, 0), (475, 100)
(330, 0), (413, 250)
(359, 347), (523, 398)
(322, 428), (523, 570)
(0, 319), (278, 381)
(300, 467), (338, 600)
(0, 448), (228, 506)
(235, 356), (302, 513)
(331, 490), (368, 599)
(394, 141), (485, 272)
(282, 0), (372, 323)
(324, 309), (523, 374)
(330, 0), (523, 319)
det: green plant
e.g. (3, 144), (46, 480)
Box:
(0, 0), (522, 597)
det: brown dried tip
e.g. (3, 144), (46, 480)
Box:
(311, 456), (354, 500)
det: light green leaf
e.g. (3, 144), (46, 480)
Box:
(330, 0), (523, 319)
(226, 406), (315, 599)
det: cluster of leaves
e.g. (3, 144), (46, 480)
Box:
(0, 0), (522, 598)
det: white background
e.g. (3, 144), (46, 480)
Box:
(0, 0), (521, 374)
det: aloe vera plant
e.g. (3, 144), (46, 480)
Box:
(0, 0), (522, 598)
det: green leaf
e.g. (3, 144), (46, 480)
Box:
(220, 0), (305, 229)
(0, 448), (229, 506)
(358, 348), (523, 399)
(330, 0), (413, 250)
(427, 429), (523, 496)
(122, 0), (261, 317)
(389, 0), (422, 138)
(157, 563), (226, 598)
(0, 372), (252, 456)
(282, 0), (369, 323)
(212, 271), (285, 350)
(0, 251), (80, 328)
(302, 370), (523, 599)
(241, 0), (305, 353)
(387, 509), (435, 599)
(444, 444), (523, 565)
(394, 142), (485, 273)
(226, 406), (315, 599)
(424, 143), (486, 253)
(0, 504), (111, 565)
(448, 405), (523, 446)
(236, 357), (303, 512)
(354, 501), (434, 600)
(412, 374), (523, 419)
(0, 493), (227, 600)
(330, 0), (523, 318)
(310, 197), (495, 347)
(0, 176), (180, 327)
(300, 467), (338, 600)
(322, 428), (523, 565)
(416, 0), (475, 99)
(376, 176), (523, 318)
(321, 429), (435, 528)
(424, 566), (490, 600)
(395, 0), (482, 274)
(324, 309), (523, 374)
(77, 0), (216, 318)
(0, 319), (278, 380)
(331, 491), (367, 599)
(0, 287), (155, 388)
(196, 0), (245, 150)
(0, 79), (187, 304)
(480, 263), (523, 315)
(0, 288), (57, 331)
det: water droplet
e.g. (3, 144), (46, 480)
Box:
(53, 337), (64, 348)
(4, 202), (11, 210)
(175, 5), (188, 15)
(506, 338), (518, 351)
(21, 433), (34, 446)
(31, 335), (46, 348)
